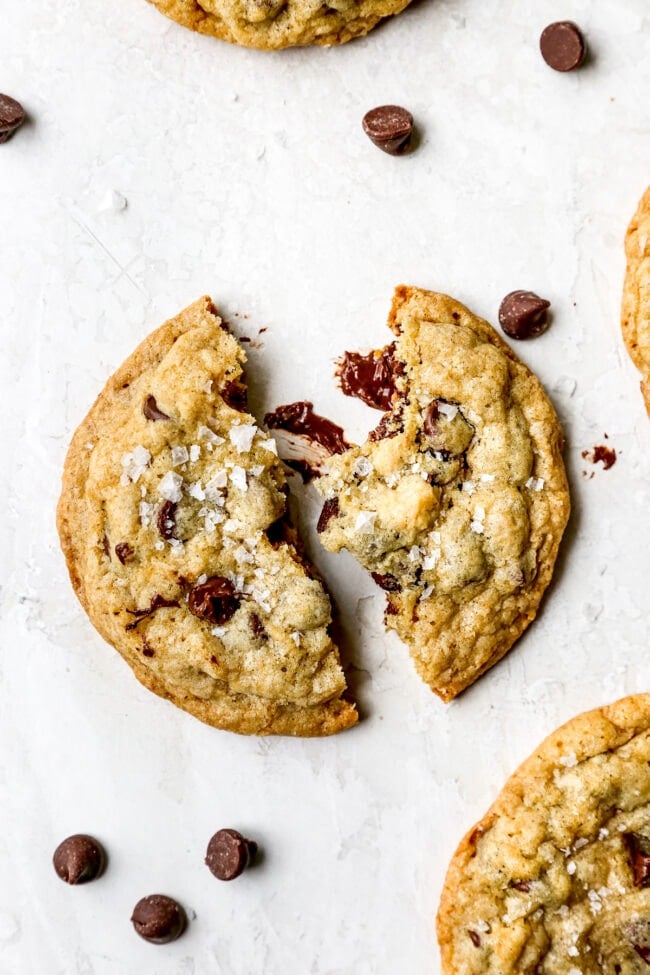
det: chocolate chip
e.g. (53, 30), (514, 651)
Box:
(371, 572), (401, 592)
(317, 497), (339, 534)
(115, 542), (134, 564)
(362, 105), (414, 156)
(338, 345), (400, 411)
(0, 94), (26, 144)
(540, 21), (587, 72)
(498, 291), (551, 340)
(205, 829), (257, 881)
(510, 880), (531, 893)
(188, 576), (240, 625)
(131, 895), (187, 944)
(143, 395), (170, 422)
(125, 594), (179, 630)
(53, 834), (106, 885)
(141, 641), (155, 657)
(423, 401), (440, 437)
(221, 379), (248, 412)
(468, 930), (481, 948)
(626, 834), (650, 887)
(156, 500), (177, 540)
(635, 945), (650, 964)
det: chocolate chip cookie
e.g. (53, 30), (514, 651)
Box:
(622, 186), (650, 415)
(57, 297), (356, 736)
(147, 0), (413, 49)
(315, 286), (570, 701)
(437, 694), (650, 974)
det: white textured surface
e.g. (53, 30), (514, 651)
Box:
(1, 0), (649, 972)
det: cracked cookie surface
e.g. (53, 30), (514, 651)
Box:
(147, 0), (413, 49)
(622, 187), (650, 415)
(437, 694), (650, 975)
(57, 297), (356, 736)
(315, 286), (570, 701)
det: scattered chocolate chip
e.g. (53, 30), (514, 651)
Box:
(362, 105), (414, 156)
(115, 542), (134, 564)
(0, 94), (26, 143)
(156, 500), (177, 540)
(540, 21), (587, 72)
(582, 444), (617, 470)
(337, 345), (400, 411)
(635, 945), (650, 964)
(625, 834), (650, 887)
(141, 642), (155, 658)
(205, 829), (258, 881)
(264, 402), (349, 456)
(221, 379), (248, 412)
(468, 930), (481, 948)
(53, 834), (106, 885)
(143, 395), (170, 422)
(131, 895), (187, 944)
(125, 594), (179, 631)
(371, 572), (401, 592)
(498, 291), (551, 340)
(317, 497), (339, 534)
(188, 577), (240, 625)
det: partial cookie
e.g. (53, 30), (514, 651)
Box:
(315, 286), (570, 701)
(622, 186), (650, 415)
(147, 0), (413, 49)
(437, 694), (650, 974)
(57, 297), (356, 737)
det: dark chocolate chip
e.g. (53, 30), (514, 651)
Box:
(131, 895), (187, 944)
(115, 542), (134, 564)
(141, 641), (155, 657)
(635, 945), (650, 964)
(362, 105), (414, 156)
(540, 21), (587, 72)
(125, 594), (179, 631)
(156, 500), (177, 540)
(53, 834), (106, 885)
(205, 829), (258, 881)
(317, 497), (339, 534)
(337, 345), (400, 411)
(221, 379), (248, 412)
(143, 395), (170, 422)
(626, 834), (650, 887)
(250, 613), (266, 638)
(498, 291), (551, 340)
(371, 572), (401, 593)
(0, 94), (26, 144)
(510, 880), (531, 893)
(468, 930), (481, 948)
(423, 401), (440, 437)
(266, 516), (293, 547)
(188, 576), (240, 625)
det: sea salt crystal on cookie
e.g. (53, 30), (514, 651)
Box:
(171, 446), (189, 466)
(355, 511), (377, 533)
(229, 423), (257, 453)
(158, 471), (183, 502)
(230, 466), (248, 492)
(121, 445), (151, 484)
(198, 424), (225, 445)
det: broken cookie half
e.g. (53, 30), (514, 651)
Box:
(57, 297), (357, 736)
(622, 186), (650, 415)
(315, 285), (570, 701)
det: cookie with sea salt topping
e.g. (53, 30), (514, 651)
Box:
(315, 285), (570, 701)
(147, 0), (412, 50)
(437, 694), (650, 974)
(57, 297), (356, 736)
(622, 186), (650, 415)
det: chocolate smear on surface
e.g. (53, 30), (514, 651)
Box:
(337, 344), (400, 411)
(188, 576), (240, 625)
(143, 395), (170, 422)
(582, 445), (617, 470)
(125, 594), (179, 630)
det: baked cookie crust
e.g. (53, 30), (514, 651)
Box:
(622, 186), (650, 415)
(437, 694), (650, 974)
(315, 286), (570, 701)
(147, 0), (413, 50)
(57, 297), (357, 736)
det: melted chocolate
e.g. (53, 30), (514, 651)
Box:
(143, 395), (170, 422)
(188, 577), (240, 625)
(337, 344), (400, 411)
(625, 833), (650, 887)
(156, 500), (177, 540)
(264, 402), (349, 456)
(317, 497), (339, 534)
(371, 572), (401, 592)
(115, 542), (134, 564)
(221, 379), (248, 412)
(125, 594), (179, 631)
